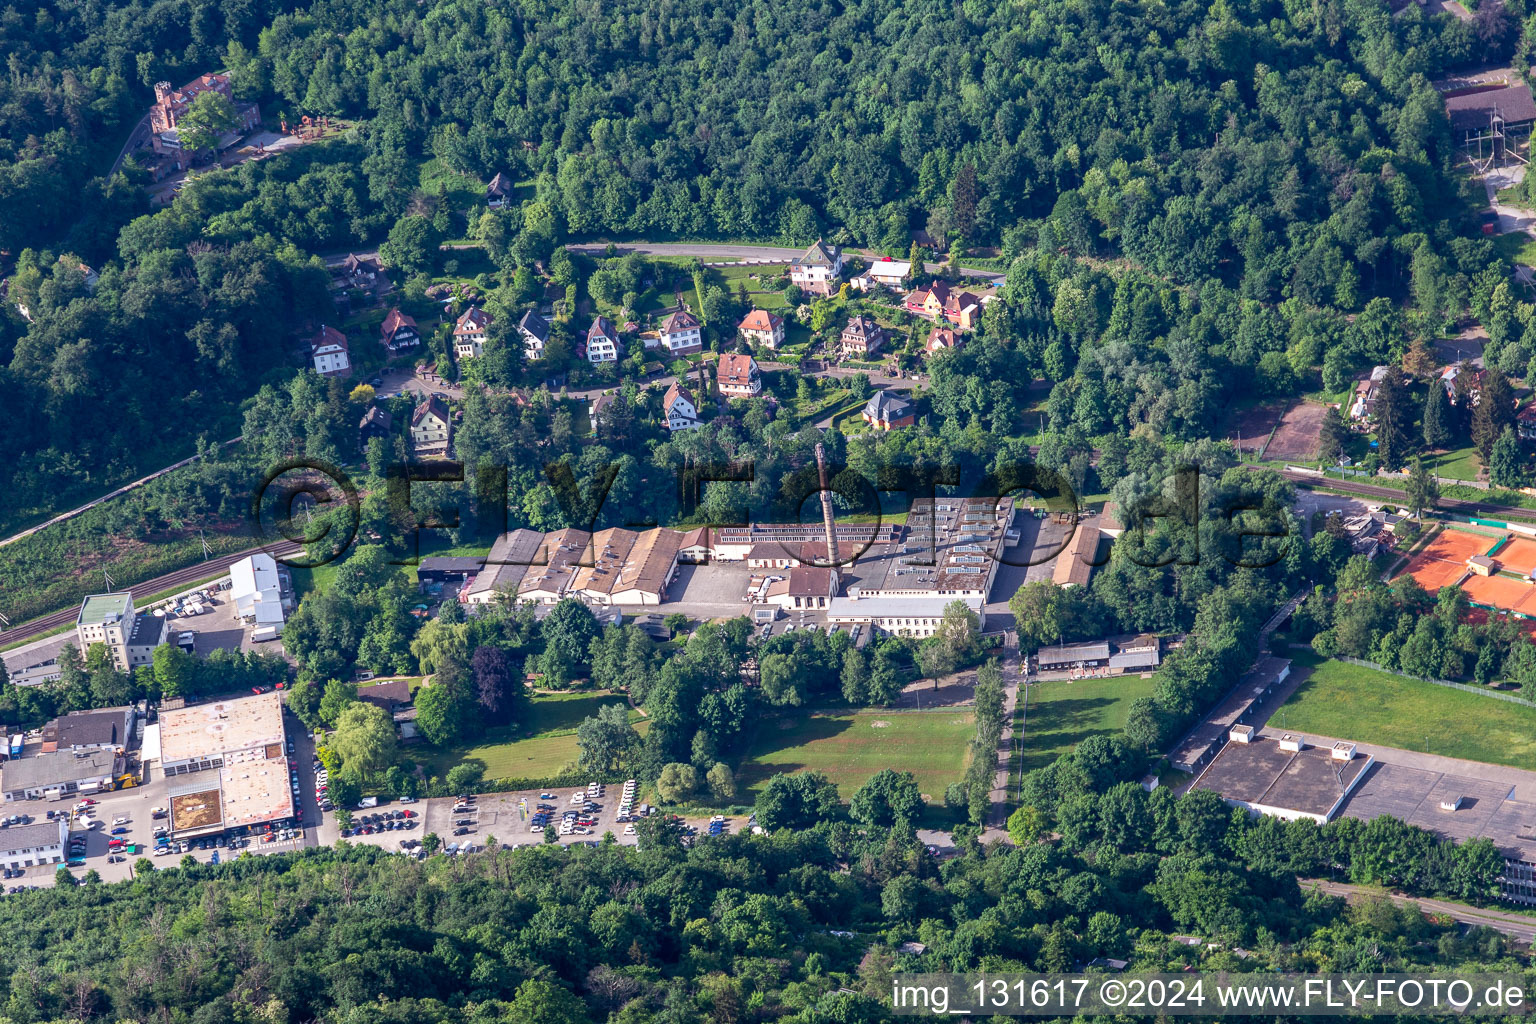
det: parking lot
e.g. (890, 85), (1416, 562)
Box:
(158, 583), (264, 656)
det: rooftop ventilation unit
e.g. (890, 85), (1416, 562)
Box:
(1440, 795), (1464, 812)
(1278, 734), (1305, 752)
(1331, 742), (1356, 761)
(1229, 725), (1255, 744)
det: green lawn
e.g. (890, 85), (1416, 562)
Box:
(1427, 444), (1481, 482)
(417, 692), (647, 781)
(737, 710), (975, 820)
(1493, 231), (1536, 267)
(1273, 658), (1536, 769)
(1013, 674), (1157, 778)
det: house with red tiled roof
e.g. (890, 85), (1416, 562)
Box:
(905, 280), (982, 329)
(380, 309), (420, 353)
(453, 308), (493, 360)
(737, 309), (785, 349)
(716, 354), (761, 397)
(586, 316), (620, 363)
(662, 382), (701, 432)
(926, 325), (960, 354)
(311, 326), (350, 377)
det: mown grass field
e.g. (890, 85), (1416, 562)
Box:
(1274, 658), (1536, 769)
(736, 709), (975, 820)
(1013, 674), (1157, 779)
(418, 692), (648, 781)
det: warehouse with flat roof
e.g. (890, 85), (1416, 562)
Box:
(152, 692), (293, 837)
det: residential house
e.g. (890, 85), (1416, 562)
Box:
(379, 309), (420, 353)
(517, 309), (551, 360)
(590, 393), (617, 431)
(336, 254), (382, 291)
(926, 325), (960, 354)
(904, 280), (982, 329)
(1519, 403), (1536, 442)
(1349, 365), (1392, 423)
(790, 240), (845, 296)
(311, 326), (351, 377)
(862, 391), (914, 430)
(840, 315), (886, 359)
(737, 309), (785, 349)
(851, 259), (911, 291)
(659, 310), (704, 356)
(663, 382), (701, 431)
(1441, 364), (1484, 406)
(716, 353), (762, 398)
(359, 406), (393, 450)
(453, 308), (493, 360)
(485, 172), (513, 210)
(411, 396), (452, 457)
(586, 316), (620, 363)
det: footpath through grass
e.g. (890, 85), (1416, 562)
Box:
(1273, 658), (1536, 770)
(737, 709), (975, 823)
(418, 691), (646, 782)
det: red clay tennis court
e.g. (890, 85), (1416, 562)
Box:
(1463, 572), (1536, 616)
(1396, 527), (1497, 592)
(1494, 536), (1536, 576)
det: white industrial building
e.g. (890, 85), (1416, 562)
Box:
(230, 554), (290, 630)
(0, 819), (68, 869)
(826, 595), (983, 639)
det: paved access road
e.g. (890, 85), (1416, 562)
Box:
(1275, 468), (1536, 525)
(1304, 879), (1536, 943)
(565, 241), (1006, 282)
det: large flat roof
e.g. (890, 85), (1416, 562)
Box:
(1191, 735), (1371, 818)
(158, 692), (285, 763)
(78, 593), (131, 626)
(1170, 656), (1291, 771)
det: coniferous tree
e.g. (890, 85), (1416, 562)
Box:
(1474, 369), (1515, 463)
(1374, 369), (1412, 471)
(1423, 381), (1451, 450)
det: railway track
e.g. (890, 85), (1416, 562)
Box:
(1278, 469), (1536, 524)
(0, 541), (302, 649)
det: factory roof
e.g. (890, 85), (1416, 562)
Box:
(158, 692), (285, 764)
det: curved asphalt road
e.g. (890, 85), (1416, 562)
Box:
(566, 242), (1006, 282)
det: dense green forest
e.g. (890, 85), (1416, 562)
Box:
(1, 0), (1525, 535)
(0, 810), (1524, 1024)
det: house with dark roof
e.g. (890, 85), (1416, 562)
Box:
(1445, 83), (1536, 150)
(410, 396), (452, 457)
(359, 406), (393, 450)
(380, 309), (419, 353)
(840, 315), (886, 358)
(40, 708), (135, 753)
(659, 310), (703, 356)
(862, 391), (914, 430)
(357, 679), (414, 713)
(586, 316), (620, 363)
(485, 172), (514, 209)
(336, 254), (382, 290)
(790, 240), (845, 296)
(737, 309), (785, 348)
(311, 326), (350, 377)
(517, 309), (551, 359)
(762, 566), (839, 610)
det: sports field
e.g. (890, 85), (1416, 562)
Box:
(738, 710), (975, 809)
(1463, 573), (1536, 616)
(1493, 536), (1536, 576)
(419, 692), (646, 781)
(1272, 659), (1536, 769)
(1397, 527), (1491, 592)
(1013, 674), (1157, 778)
